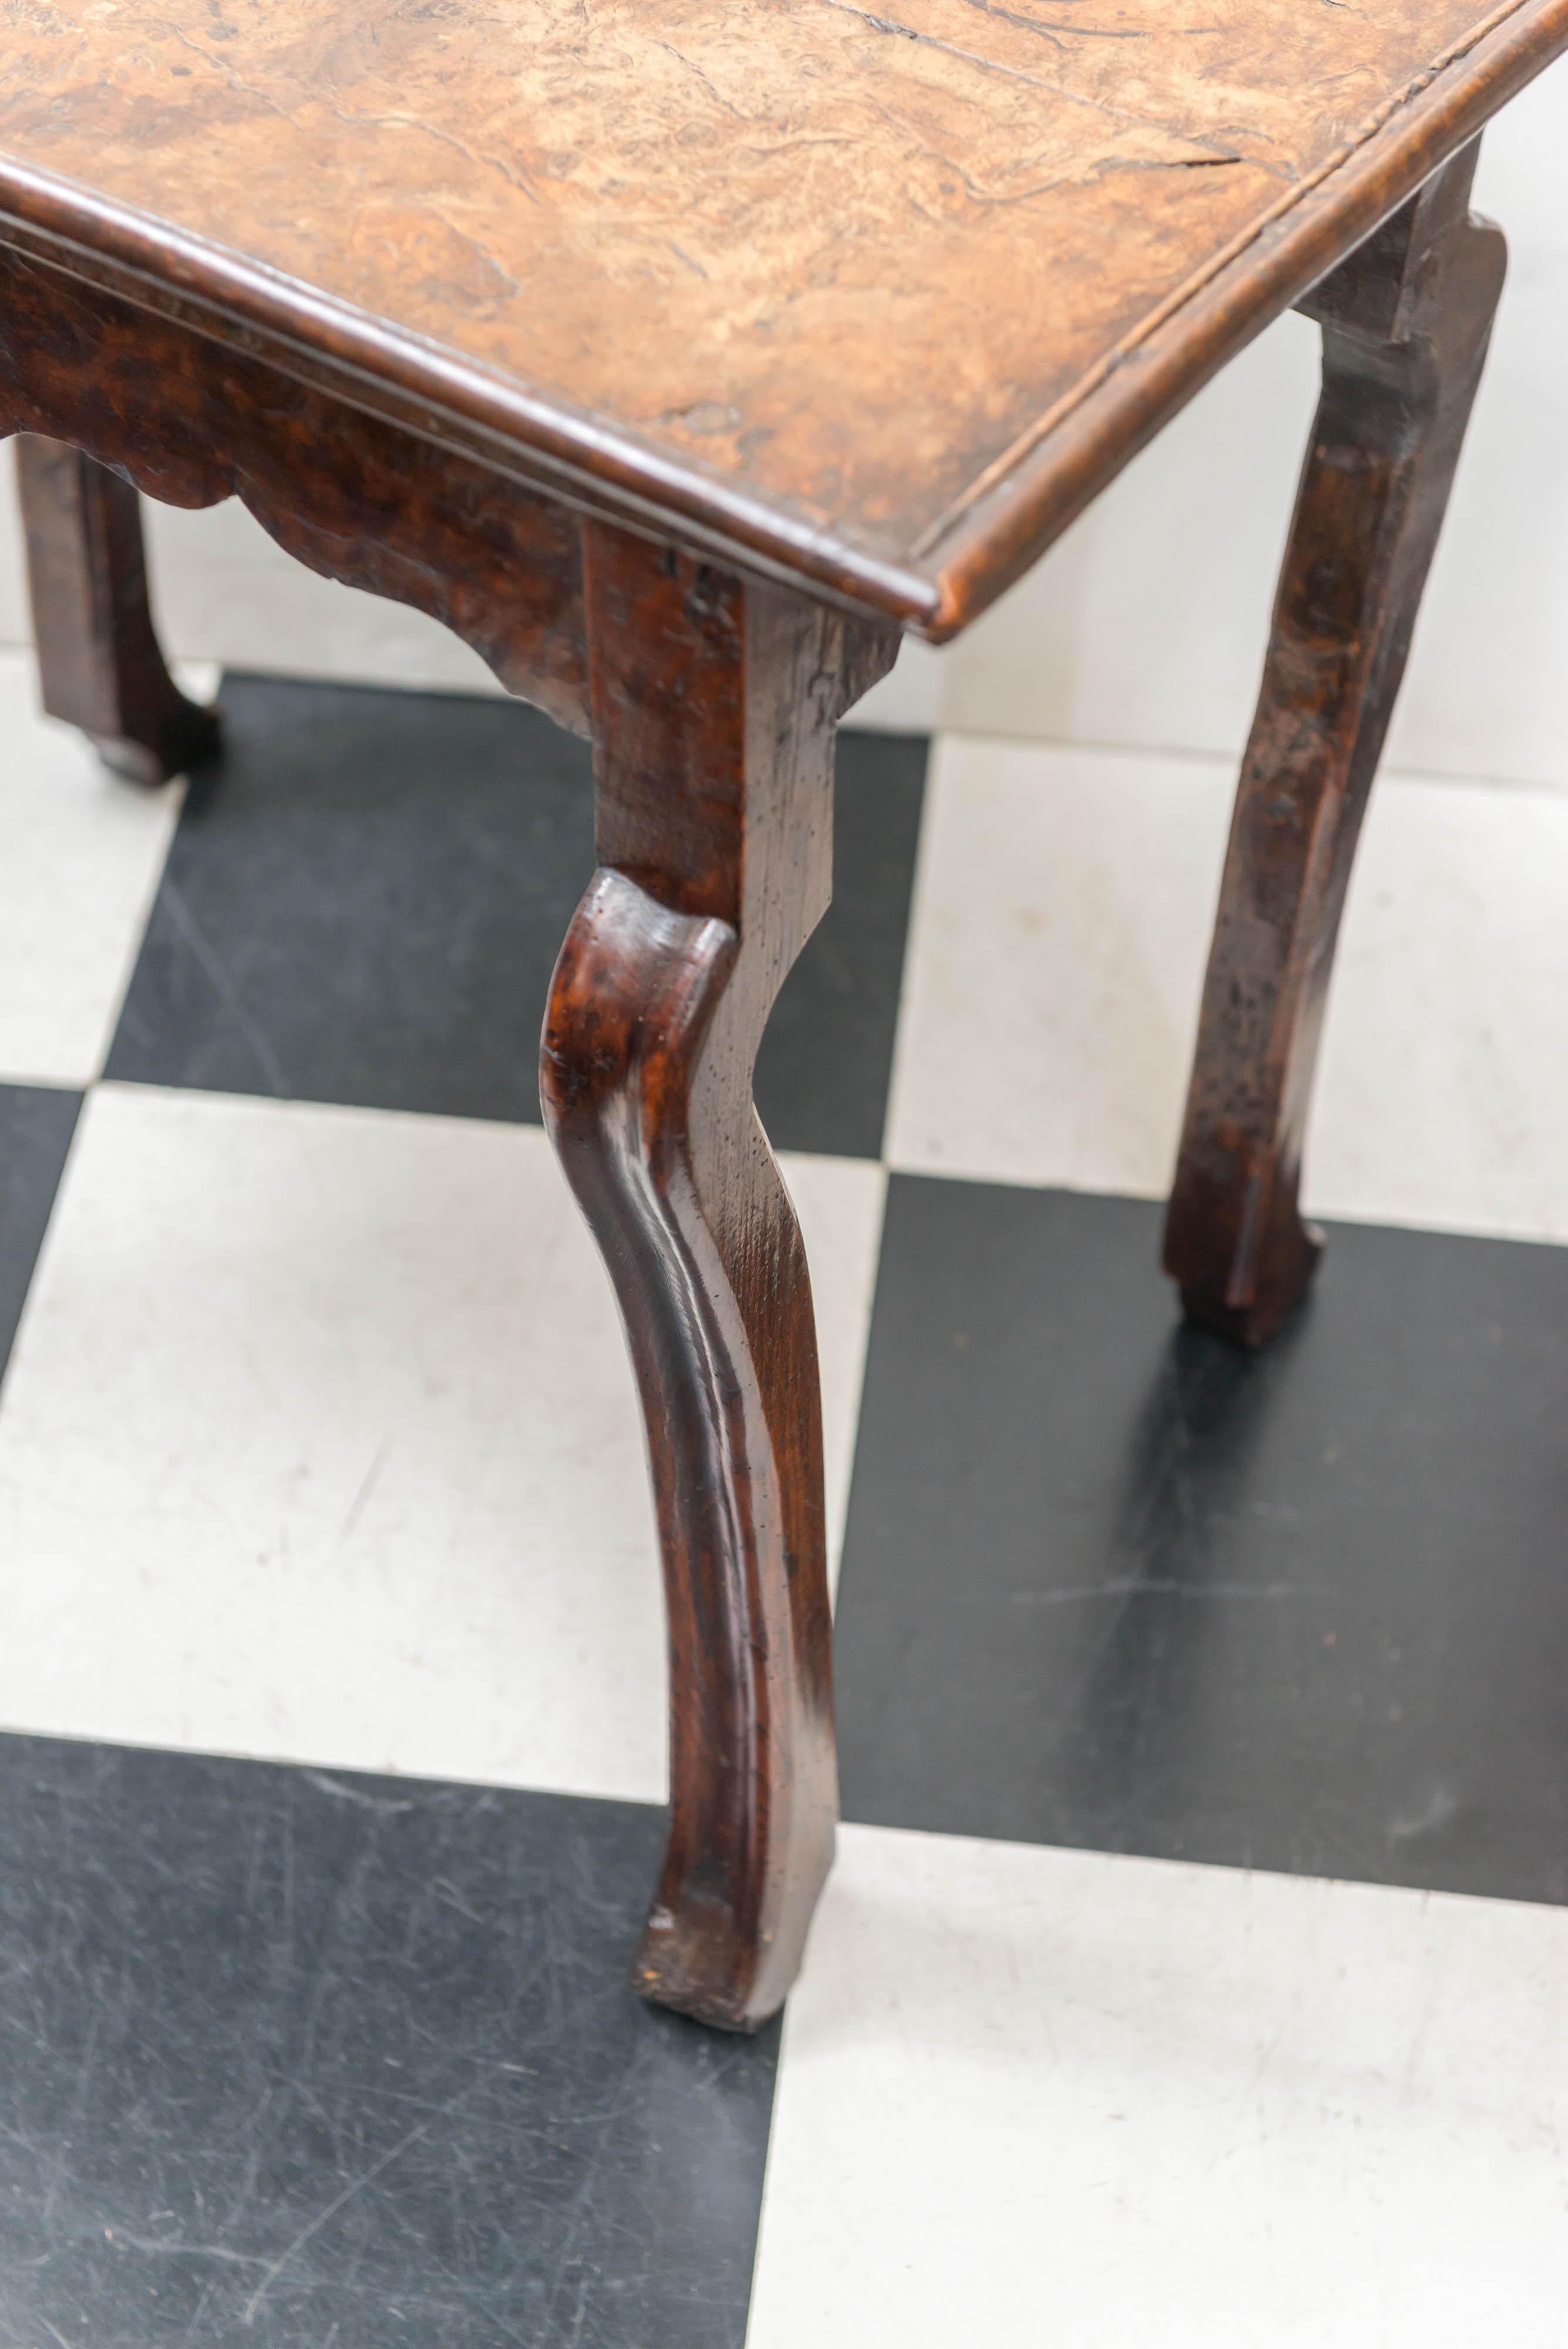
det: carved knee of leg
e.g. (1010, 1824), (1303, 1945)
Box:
(542, 865), (835, 2030)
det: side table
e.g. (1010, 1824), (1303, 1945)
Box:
(3, 0), (1562, 2028)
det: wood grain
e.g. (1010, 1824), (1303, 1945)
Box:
(541, 524), (894, 2030)
(0, 245), (589, 733)
(1164, 140), (1504, 1346)
(2, 0), (1564, 631)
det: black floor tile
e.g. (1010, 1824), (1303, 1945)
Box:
(107, 675), (925, 1158)
(0, 1082), (79, 1379)
(755, 728), (926, 1160)
(835, 1176), (1568, 1907)
(105, 677), (597, 1126)
(0, 1736), (778, 2349)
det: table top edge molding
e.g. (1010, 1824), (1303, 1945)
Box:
(0, 153), (939, 634)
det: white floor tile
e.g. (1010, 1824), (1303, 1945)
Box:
(884, 734), (1231, 1201)
(749, 1823), (1568, 2348)
(0, 649), (203, 1087)
(0, 1086), (883, 1798)
(785, 1147), (887, 1583)
(1310, 776), (1568, 1243)
(887, 733), (1568, 1245)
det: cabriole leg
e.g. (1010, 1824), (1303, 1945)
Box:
(541, 522), (895, 2030)
(16, 434), (220, 784)
(1164, 140), (1505, 1346)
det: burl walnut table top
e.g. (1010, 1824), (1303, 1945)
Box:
(2, 0), (1566, 631)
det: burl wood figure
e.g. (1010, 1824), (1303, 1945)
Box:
(2, 0), (1564, 2028)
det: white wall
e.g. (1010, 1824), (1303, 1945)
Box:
(4, 55), (1566, 780)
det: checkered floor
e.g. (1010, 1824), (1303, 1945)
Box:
(2, 650), (1567, 2346)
